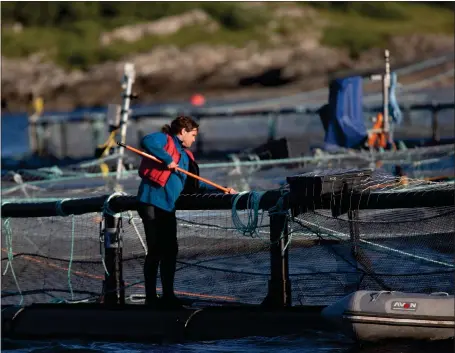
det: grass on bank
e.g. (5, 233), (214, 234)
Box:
(319, 3), (455, 58)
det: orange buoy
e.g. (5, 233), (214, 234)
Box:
(190, 94), (206, 106)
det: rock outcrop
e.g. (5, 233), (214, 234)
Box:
(100, 9), (218, 46)
(2, 34), (453, 112)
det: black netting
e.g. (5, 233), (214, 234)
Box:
(289, 207), (454, 305)
(2, 175), (454, 308)
(2, 210), (273, 306)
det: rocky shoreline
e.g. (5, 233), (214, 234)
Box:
(2, 34), (454, 112)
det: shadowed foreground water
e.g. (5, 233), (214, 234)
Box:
(2, 334), (454, 353)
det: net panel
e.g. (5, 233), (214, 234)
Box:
(2, 208), (272, 306)
(286, 171), (454, 304)
(289, 207), (454, 305)
(2, 175), (454, 307)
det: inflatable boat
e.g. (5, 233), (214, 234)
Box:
(322, 290), (454, 342)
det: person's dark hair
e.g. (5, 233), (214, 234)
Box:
(161, 115), (199, 135)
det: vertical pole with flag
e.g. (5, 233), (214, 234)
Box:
(101, 64), (135, 305)
(383, 50), (391, 145)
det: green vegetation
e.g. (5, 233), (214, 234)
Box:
(1, 2), (270, 70)
(317, 2), (454, 58)
(305, 2), (410, 20)
(1, 2), (453, 70)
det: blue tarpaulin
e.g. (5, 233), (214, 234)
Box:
(323, 76), (367, 150)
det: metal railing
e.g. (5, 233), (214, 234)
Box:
(28, 101), (454, 159)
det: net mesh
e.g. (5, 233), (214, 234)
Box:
(1, 209), (273, 306)
(290, 207), (454, 305)
(2, 173), (454, 308)
(2, 143), (454, 200)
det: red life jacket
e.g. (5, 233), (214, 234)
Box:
(138, 134), (195, 187)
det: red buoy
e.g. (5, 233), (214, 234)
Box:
(190, 94), (205, 106)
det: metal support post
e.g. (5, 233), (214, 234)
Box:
(101, 214), (125, 305)
(261, 212), (291, 307)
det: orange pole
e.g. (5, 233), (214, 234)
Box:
(117, 141), (230, 193)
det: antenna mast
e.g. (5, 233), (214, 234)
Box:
(115, 63), (136, 185)
(383, 49), (391, 144)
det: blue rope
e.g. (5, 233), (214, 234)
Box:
(103, 192), (126, 218)
(68, 215), (75, 300)
(268, 188), (290, 216)
(55, 198), (71, 217)
(389, 72), (403, 125)
(100, 192), (126, 276)
(2, 218), (23, 306)
(268, 189), (292, 254)
(231, 191), (266, 237)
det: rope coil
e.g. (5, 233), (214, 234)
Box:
(231, 191), (266, 237)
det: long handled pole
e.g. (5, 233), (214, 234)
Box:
(117, 141), (230, 193)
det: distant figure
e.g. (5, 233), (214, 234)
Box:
(27, 92), (45, 155)
(137, 115), (236, 309)
(190, 93), (205, 107)
(368, 113), (388, 149)
(33, 95), (44, 117)
(27, 92), (44, 118)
